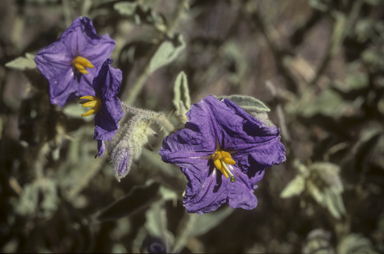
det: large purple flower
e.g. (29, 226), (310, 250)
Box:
(35, 17), (115, 106)
(80, 59), (124, 157)
(159, 95), (286, 214)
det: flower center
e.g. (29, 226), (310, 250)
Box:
(72, 56), (94, 74)
(80, 96), (102, 117)
(211, 150), (236, 183)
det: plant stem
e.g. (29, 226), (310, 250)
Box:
(124, 0), (187, 106)
(67, 156), (106, 200)
(309, 0), (364, 87)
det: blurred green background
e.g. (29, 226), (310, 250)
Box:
(1, 0), (384, 253)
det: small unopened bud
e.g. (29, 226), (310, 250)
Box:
(108, 114), (156, 181)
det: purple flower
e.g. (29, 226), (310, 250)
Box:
(159, 95), (286, 214)
(80, 59), (124, 157)
(35, 17), (115, 106)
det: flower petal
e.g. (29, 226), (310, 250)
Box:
(159, 127), (215, 164)
(60, 17), (115, 65)
(93, 59), (122, 97)
(182, 162), (262, 214)
(79, 67), (98, 97)
(93, 59), (124, 142)
(222, 98), (286, 169)
(35, 17), (115, 106)
(159, 95), (286, 214)
(96, 140), (105, 158)
(94, 97), (123, 141)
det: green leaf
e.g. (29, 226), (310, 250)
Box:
(16, 178), (59, 218)
(188, 207), (233, 237)
(158, 185), (178, 201)
(280, 175), (306, 198)
(145, 201), (174, 249)
(301, 88), (345, 117)
(173, 71), (191, 117)
(5, 53), (37, 71)
(173, 207), (234, 253)
(114, 2), (138, 16)
(306, 162), (346, 219)
(113, 1), (166, 31)
(323, 188), (346, 219)
(217, 95), (271, 113)
(307, 180), (324, 205)
(309, 162), (343, 193)
(149, 34), (185, 73)
(337, 234), (379, 254)
(308, 0), (330, 12)
(302, 229), (334, 254)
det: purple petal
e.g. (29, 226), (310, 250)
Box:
(78, 67), (97, 97)
(35, 17), (115, 106)
(60, 17), (115, 64)
(94, 97), (123, 140)
(159, 95), (286, 214)
(182, 162), (262, 214)
(35, 48), (74, 106)
(93, 59), (124, 142)
(96, 140), (105, 158)
(93, 59), (122, 96)
(185, 96), (246, 149)
(159, 127), (215, 164)
(221, 98), (286, 169)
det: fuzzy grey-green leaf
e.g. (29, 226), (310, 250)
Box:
(114, 2), (138, 16)
(188, 207), (233, 237)
(280, 175), (306, 198)
(5, 53), (37, 70)
(337, 234), (379, 254)
(173, 71), (191, 116)
(145, 201), (174, 249)
(149, 35), (185, 73)
(218, 95), (271, 113)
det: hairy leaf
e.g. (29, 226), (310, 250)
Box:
(145, 201), (174, 251)
(337, 234), (379, 254)
(149, 34), (185, 73)
(173, 71), (191, 122)
(280, 175), (305, 198)
(218, 94), (270, 113)
(5, 53), (37, 70)
(188, 207), (233, 237)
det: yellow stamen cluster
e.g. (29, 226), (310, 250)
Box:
(211, 150), (236, 183)
(80, 96), (102, 117)
(72, 56), (94, 74)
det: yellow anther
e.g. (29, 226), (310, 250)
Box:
(81, 108), (98, 117)
(75, 56), (94, 68)
(221, 151), (231, 158)
(80, 96), (98, 101)
(211, 149), (236, 182)
(223, 157), (236, 165)
(214, 159), (222, 170)
(75, 63), (88, 74)
(221, 167), (229, 179)
(73, 56), (94, 74)
(80, 95), (101, 117)
(213, 152), (222, 161)
(82, 100), (98, 107)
